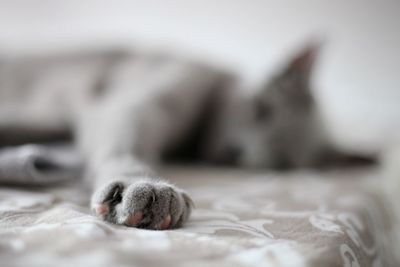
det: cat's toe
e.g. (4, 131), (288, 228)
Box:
(94, 204), (108, 216)
(91, 180), (125, 222)
(155, 214), (172, 230)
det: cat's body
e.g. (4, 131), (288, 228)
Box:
(0, 44), (366, 229)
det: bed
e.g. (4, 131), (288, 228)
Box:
(0, 162), (397, 267)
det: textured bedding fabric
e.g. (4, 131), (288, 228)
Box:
(0, 164), (397, 267)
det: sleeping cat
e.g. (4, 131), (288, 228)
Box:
(0, 43), (366, 230)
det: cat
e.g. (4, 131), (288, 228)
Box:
(0, 42), (369, 230)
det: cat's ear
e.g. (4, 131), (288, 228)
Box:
(257, 41), (322, 112)
(281, 42), (320, 83)
(263, 42), (321, 109)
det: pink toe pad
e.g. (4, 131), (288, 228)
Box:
(126, 212), (143, 226)
(158, 215), (171, 230)
(94, 204), (108, 216)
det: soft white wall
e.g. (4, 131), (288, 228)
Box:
(0, 0), (399, 153)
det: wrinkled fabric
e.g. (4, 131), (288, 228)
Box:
(0, 166), (397, 267)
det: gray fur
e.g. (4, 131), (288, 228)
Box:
(0, 43), (350, 229)
(91, 178), (191, 229)
(203, 43), (329, 168)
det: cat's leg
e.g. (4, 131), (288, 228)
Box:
(77, 101), (193, 230)
(76, 55), (230, 229)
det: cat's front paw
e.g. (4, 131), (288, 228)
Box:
(91, 179), (193, 230)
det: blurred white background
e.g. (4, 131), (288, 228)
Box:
(0, 0), (399, 153)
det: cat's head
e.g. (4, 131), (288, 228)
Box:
(204, 43), (332, 169)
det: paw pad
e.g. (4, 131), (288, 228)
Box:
(156, 215), (171, 230)
(94, 204), (108, 216)
(125, 211), (143, 226)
